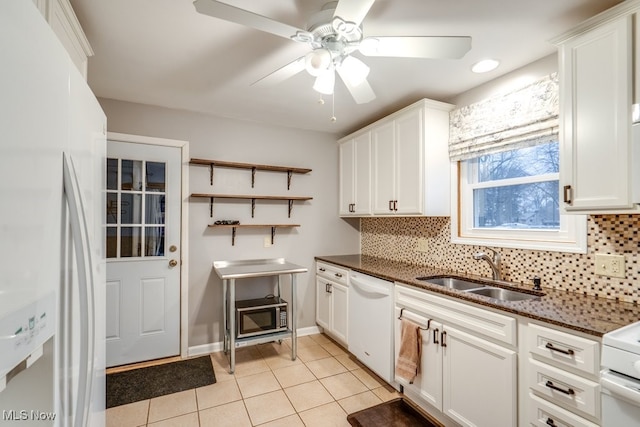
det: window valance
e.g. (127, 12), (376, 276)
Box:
(449, 73), (559, 161)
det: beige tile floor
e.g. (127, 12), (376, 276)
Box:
(106, 333), (401, 427)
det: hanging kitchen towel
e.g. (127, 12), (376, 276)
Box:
(395, 318), (422, 384)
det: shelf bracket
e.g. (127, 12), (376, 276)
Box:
(288, 199), (293, 218)
(251, 167), (256, 188)
(251, 198), (256, 218)
(231, 226), (237, 246)
(209, 197), (215, 218)
(209, 164), (214, 186)
(287, 170), (292, 190)
(271, 226), (276, 245)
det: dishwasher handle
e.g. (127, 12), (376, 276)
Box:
(601, 371), (640, 405)
(350, 275), (391, 297)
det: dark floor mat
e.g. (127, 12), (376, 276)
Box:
(347, 398), (441, 427)
(106, 356), (216, 408)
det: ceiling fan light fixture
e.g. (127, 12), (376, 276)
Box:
(305, 48), (333, 77)
(313, 69), (335, 95)
(339, 55), (370, 87)
(471, 59), (500, 73)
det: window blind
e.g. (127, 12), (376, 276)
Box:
(449, 73), (559, 161)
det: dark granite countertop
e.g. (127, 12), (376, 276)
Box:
(315, 254), (640, 337)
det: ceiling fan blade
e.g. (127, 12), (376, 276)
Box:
(360, 36), (472, 59)
(337, 68), (375, 104)
(251, 57), (305, 87)
(193, 0), (304, 40)
(333, 0), (375, 26)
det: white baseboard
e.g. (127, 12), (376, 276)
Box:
(187, 325), (324, 357)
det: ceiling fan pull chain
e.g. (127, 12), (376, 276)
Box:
(331, 92), (337, 123)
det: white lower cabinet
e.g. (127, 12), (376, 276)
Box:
(395, 284), (517, 427)
(315, 262), (348, 346)
(525, 322), (602, 426)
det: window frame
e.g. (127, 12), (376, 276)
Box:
(451, 153), (587, 253)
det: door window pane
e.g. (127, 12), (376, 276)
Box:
(107, 158), (118, 190)
(120, 227), (142, 257)
(121, 160), (143, 191)
(145, 195), (165, 225)
(146, 162), (166, 192)
(106, 227), (117, 258)
(106, 193), (118, 224)
(145, 227), (165, 256)
(120, 193), (142, 224)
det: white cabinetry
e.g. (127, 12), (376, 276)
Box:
(338, 98), (453, 217)
(339, 133), (371, 216)
(315, 262), (348, 346)
(525, 322), (601, 426)
(554, 1), (640, 213)
(395, 284), (517, 427)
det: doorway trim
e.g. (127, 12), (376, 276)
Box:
(107, 132), (189, 359)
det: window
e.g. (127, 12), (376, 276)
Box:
(453, 140), (587, 253)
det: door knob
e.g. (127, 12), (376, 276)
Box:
(169, 259), (178, 267)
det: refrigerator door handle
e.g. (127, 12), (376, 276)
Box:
(63, 153), (96, 427)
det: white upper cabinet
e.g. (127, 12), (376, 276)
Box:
(339, 98), (453, 217)
(339, 132), (371, 216)
(32, 0), (93, 80)
(554, 1), (640, 213)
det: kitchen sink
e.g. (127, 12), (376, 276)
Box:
(466, 287), (540, 301)
(416, 277), (486, 291)
(416, 276), (542, 301)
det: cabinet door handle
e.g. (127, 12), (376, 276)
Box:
(545, 342), (575, 356)
(389, 200), (394, 211)
(545, 418), (558, 427)
(327, 284), (332, 294)
(394, 200), (398, 211)
(563, 185), (572, 204)
(545, 380), (575, 395)
(441, 330), (447, 347)
(433, 328), (439, 344)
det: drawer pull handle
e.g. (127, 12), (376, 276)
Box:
(545, 342), (575, 356)
(319, 268), (326, 272)
(546, 418), (558, 427)
(545, 380), (575, 395)
(335, 273), (343, 278)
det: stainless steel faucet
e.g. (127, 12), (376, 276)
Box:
(473, 248), (502, 281)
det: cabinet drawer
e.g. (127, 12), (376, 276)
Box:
(529, 392), (599, 427)
(528, 358), (600, 419)
(316, 261), (349, 286)
(528, 323), (600, 377)
(395, 283), (516, 346)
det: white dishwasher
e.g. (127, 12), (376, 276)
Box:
(348, 271), (394, 384)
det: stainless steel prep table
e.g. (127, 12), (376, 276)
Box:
(213, 258), (308, 373)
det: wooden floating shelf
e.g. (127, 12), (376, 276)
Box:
(191, 193), (312, 218)
(190, 158), (312, 189)
(208, 224), (300, 246)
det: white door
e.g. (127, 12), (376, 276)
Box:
(105, 141), (181, 367)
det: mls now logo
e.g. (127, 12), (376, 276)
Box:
(3, 410), (56, 421)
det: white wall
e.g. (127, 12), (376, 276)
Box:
(98, 98), (361, 349)
(446, 54), (557, 107)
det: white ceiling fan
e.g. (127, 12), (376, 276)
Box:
(193, 0), (472, 104)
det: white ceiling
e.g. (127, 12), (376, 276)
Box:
(69, 0), (623, 136)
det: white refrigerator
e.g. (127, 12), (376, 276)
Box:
(0, 1), (106, 426)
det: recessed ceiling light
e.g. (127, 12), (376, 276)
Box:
(472, 59), (500, 73)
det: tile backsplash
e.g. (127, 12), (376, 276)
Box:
(361, 215), (640, 304)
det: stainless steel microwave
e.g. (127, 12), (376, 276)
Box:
(236, 297), (288, 338)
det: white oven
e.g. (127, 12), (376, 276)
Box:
(601, 320), (640, 427)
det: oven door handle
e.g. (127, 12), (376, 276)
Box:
(601, 372), (640, 405)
